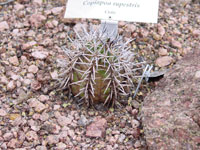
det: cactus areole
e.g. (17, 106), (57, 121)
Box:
(58, 29), (146, 107)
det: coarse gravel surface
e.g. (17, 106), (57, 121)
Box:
(0, 0), (199, 149)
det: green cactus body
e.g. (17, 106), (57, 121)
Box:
(58, 29), (145, 107)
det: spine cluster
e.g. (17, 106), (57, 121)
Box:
(58, 28), (146, 107)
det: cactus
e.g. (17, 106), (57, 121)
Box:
(57, 28), (146, 107)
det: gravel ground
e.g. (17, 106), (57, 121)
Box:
(0, 0), (199, 150)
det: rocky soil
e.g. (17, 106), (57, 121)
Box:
(0, 0), (199, 150)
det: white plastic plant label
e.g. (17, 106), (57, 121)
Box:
(64, 0), (159, 23)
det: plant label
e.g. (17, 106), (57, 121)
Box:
(64, 0), (159, 23)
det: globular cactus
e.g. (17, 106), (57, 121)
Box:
(57, 28), (146, 107)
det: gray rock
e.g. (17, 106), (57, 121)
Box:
(78, 115), (88, 126)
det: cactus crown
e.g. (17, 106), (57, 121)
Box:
(58, 28), (146, 107)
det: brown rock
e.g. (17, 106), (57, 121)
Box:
(158, 24), (165, 36)
(86, 117), (107, 138)
(142, 50), (200, 150)
(9, 114), (21, 121)
(132, 128), (141, 138)
(171, 40), (182, 49)
(158, 48), (168, 56)
(31, 80), (41, 91)
(29, 14), (46, 28)
(22, 41), (37, 50)
(155, 56), (173, 67)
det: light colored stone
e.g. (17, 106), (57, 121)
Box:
(68, 129), (75, 138)
(192, 29), (200, 37)
(46, 135), (59, 144)
(125, 24), (136, 32)
(155, 56), (173, 67)
(0, 21), (9, 31)
(40, 112), (49, 121)
(33, 0), (43, 6)
(73, 23), (88, 33)
(22, 41), (37, 50)
(0, 109), (7, 116)
(28, 65), (38, 73)
(86, 117), (107, 138)
(29, 98), (46, 112)
(165, 8), (172, 14)
(39, 95), (49, 102)
(51, 7), (63, 15)
(118, 134), (126, 143)
(9, 56), (19, 66)
(26, 131), (38, 141)
(1, 143), (7, 149)
(195, 71), (200, 79)
(56, 142), (67, 150)
(11, 74), (19, 80)
(49, 123), (61, 134)
(7, 138), (19, 148)
(131, 119), (140, 128)
(158, 24), (165, 36)
(32, 51), (48, 60)
(158, 48), (168, 56)
(54, 105), (60, 110)
(52, 20), (59, 27)
(23, 79), (31, 85)
(7, 80), (16, 91)
(21, 56), (27, 64)
(57, 116), (72, 126)
(3, 132), (13, 141)
(14, 3), (24, 11)
(27, 30), (36, 37)
(27, 73), (34, 79)
(134, 140), (142, 148)
(31, 80), (41, 91)
(0, 76), (9, 84)
(36, 146), (47, 150)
